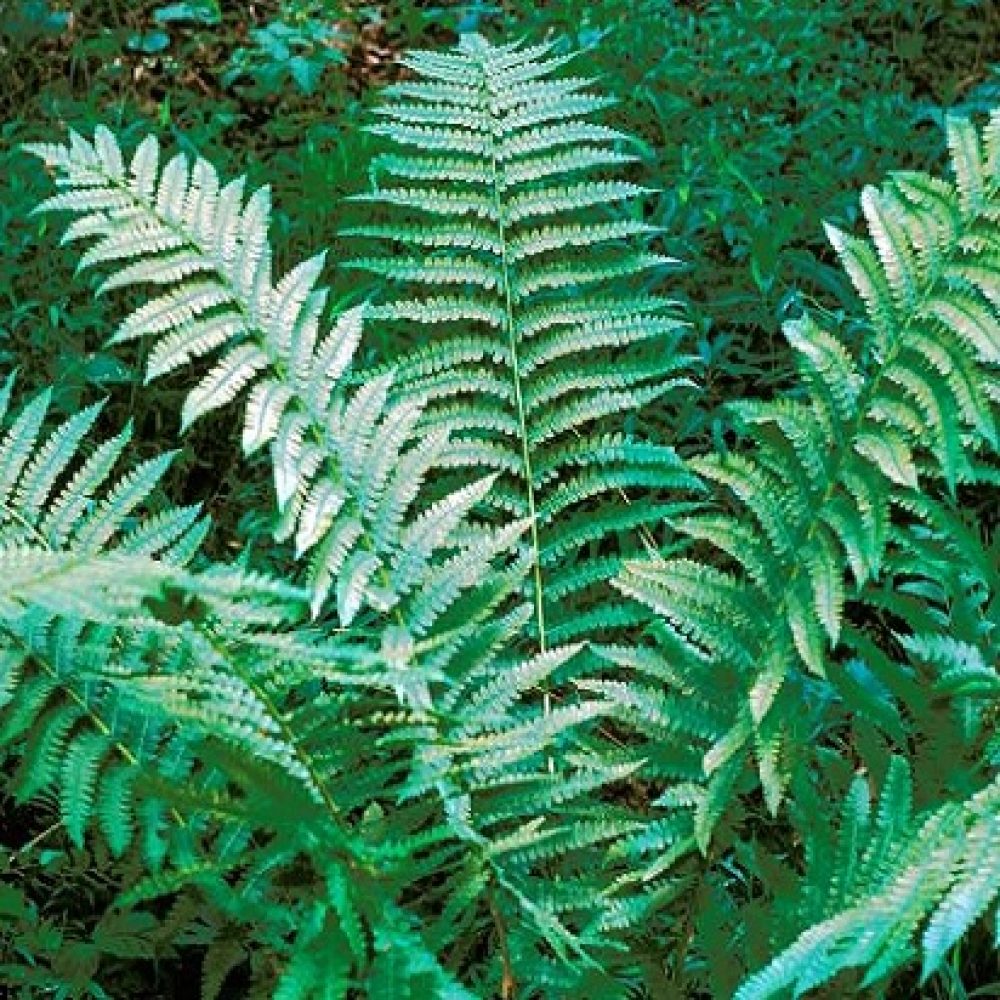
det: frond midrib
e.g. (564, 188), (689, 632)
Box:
(474, 46), (548, 653)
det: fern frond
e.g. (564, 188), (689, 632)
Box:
(735, 762), (1000, 999)
(345, 33), (693, 644)
(28, 129), (517, 628)
(619, 111), (1000, 816)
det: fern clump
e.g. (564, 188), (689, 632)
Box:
(3, 31), (998, 1000)
(620, 113), (1000, 818)
(21, 98), (660, 993)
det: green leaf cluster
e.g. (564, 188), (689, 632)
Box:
(0, 31), (996, 1000)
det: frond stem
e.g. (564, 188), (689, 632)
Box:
(479, 57), (548, 661)
(0, 501), (54, 549)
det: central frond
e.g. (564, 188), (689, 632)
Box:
(345, 34), (697, 646)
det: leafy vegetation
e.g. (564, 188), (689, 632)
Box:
(1, 2), (998, 998)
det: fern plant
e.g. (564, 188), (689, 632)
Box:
(0, 378), (367, 998)
(0, 378), (507, 996)
(619, 112), (1000, 819)
(735, 759), (1000, 999)
(5, 32), (999, 1000)
(617, 112), (1000, 992)
(344, 34), (697, 646)
(21, 114), (657, 996)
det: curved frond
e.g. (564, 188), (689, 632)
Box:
(27, 129), (516, 630)
(619, 111), (1000, 818)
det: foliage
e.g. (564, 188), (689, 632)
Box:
(619, 110), (1000, 812)
(1, 7), (999, 1000)
(224, 1), (348, 97)
(343, 33), (696, 643)
(469, 0), (1000, 426)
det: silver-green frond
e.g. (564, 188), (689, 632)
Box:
(618, 111), (1000, 818)
(26, 128), (519, 627)
(344, 34), (695, 646)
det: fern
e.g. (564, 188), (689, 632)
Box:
(0, 381), (316, 866)
(0, 392), (471, 993)
(736, 759), (1000, 999)
(12, 38), (1000, 999)
(25, 117), (683, 993)
(664, 423), (999, 997)
(25, 127), (514, 627)
(619, 112), (1000, 818)
(345, 34), (697, 645)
